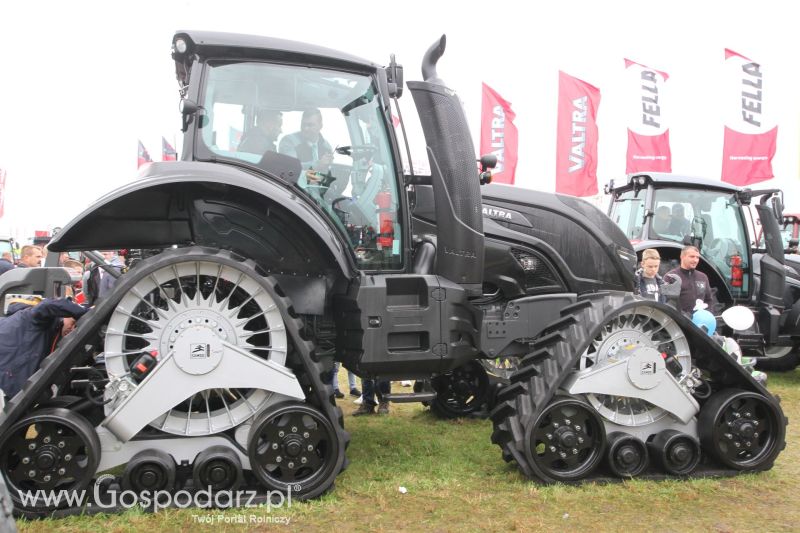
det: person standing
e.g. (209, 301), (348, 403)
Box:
(16, 245), (43, 268)
(633, 249), (667, 303)
(83, 251), (124, 306)
(0, 252), (13, 275)
(353, 378), (391, 416)
(664, 245), (713, 315)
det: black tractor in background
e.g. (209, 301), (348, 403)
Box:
(0, 32), (786, 516)
(607, 173), (800, 369)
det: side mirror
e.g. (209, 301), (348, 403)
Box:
(386, 54), (404, 98)
(772, 196), (784, 220)
(179, 98), (199, 133)
(478, 154), (497, 185)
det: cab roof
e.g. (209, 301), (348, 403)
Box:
(618, 172), (742, 193)
(173, 30), (379, 71)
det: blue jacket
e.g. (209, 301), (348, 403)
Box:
(0, 298), (88, 398)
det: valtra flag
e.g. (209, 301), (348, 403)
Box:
(162, 137), (178, 161)
(0, 167), (6, 219)
(480, 83), (518, 184)
(721, 49), (776, 186)
(138, 140), (152, 169)
(555, 71), (600, 196)
(624, 59), (671, 173)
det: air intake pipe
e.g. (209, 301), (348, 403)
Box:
(407, 35), (484, 296)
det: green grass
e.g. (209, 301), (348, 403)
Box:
(17, 371), (800, 532)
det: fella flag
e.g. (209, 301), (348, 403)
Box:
(137, 140), (152, 169)
(162, 137), (178, 161)
(624, 59), (671, 173)
(480, 83), (518, 184)
(556, 71), (600, 196)
(721, 49), (776, 186)
(0, 167), (6, 219)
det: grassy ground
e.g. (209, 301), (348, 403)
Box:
(17, 371), (800, 533)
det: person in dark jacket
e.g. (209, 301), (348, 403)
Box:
(0, 297), (87, 398)
(0, 252), (14, 276)
(664, 245), (714, 315)
(633, 248), (667, 303)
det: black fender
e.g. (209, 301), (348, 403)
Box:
(48, 162), (356, 280)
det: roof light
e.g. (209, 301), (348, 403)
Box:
(174, 38), (188, 54)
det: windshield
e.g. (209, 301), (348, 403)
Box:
(198, 61), (402, 270)
(652, 188), (750, 297)
(609, 190), (646, 240)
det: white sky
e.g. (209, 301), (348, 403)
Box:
(1, 0), (798, 241)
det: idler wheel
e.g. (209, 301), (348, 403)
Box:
(0, 407), (100, 512)
(698, 388), (785, 471)
(523, 396), (606, 482)
(248, 402), (340, 498)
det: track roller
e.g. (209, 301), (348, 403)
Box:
(698, 388), (785, 471)
(192, 445), (243, 492)
(606, 432), (648, 478)
(648, 430), (700, 476)
(122, 449), (176, 494)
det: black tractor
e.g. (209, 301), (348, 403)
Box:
(0, 32), (786, 516)
(607, 172), (800, 369)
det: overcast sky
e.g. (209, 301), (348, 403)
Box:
(1, 0), (798, 241)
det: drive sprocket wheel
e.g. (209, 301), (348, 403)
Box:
(698, 388), (785, 471)
(0, 408), (100, 512)
(430, 361), (490, 419)
(524, 395), (606, 482)
(248, 402), (340, 499)
(103, 250), (289, 436)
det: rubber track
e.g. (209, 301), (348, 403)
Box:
(489, 291), (788, 482)
(0, 247), (349, 513)
(490, 293), (617, 479)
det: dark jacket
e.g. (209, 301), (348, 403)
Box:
(664, 267), (713, 314)
(0, 298), (88, 398)
(633, 269), (667, 303)
(0, 258), (13, 276)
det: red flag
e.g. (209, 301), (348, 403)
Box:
(0, 167), (6, 219)
(162, 137), (177, 161)
(624, 59), (671, 173)
(138, 140), (152, 169)
(480, 83), (518, 184)
(721, 49), (776, 186)
(555, 71), (600, 196)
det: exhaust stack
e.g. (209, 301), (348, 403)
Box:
(407, 35), (484, 296)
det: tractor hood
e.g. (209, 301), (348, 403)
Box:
(480, 184), (637, 292)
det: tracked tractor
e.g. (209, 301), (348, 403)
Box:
(0, 32), (787, 516)
(607, 173), (800, 370)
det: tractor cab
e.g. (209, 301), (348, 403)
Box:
(176, 45), (405, 272)
(607, 173), (755, 303)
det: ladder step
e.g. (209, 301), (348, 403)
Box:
(382, 392), (437, 403)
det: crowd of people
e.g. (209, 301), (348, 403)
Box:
(0, 247), (124, 400)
